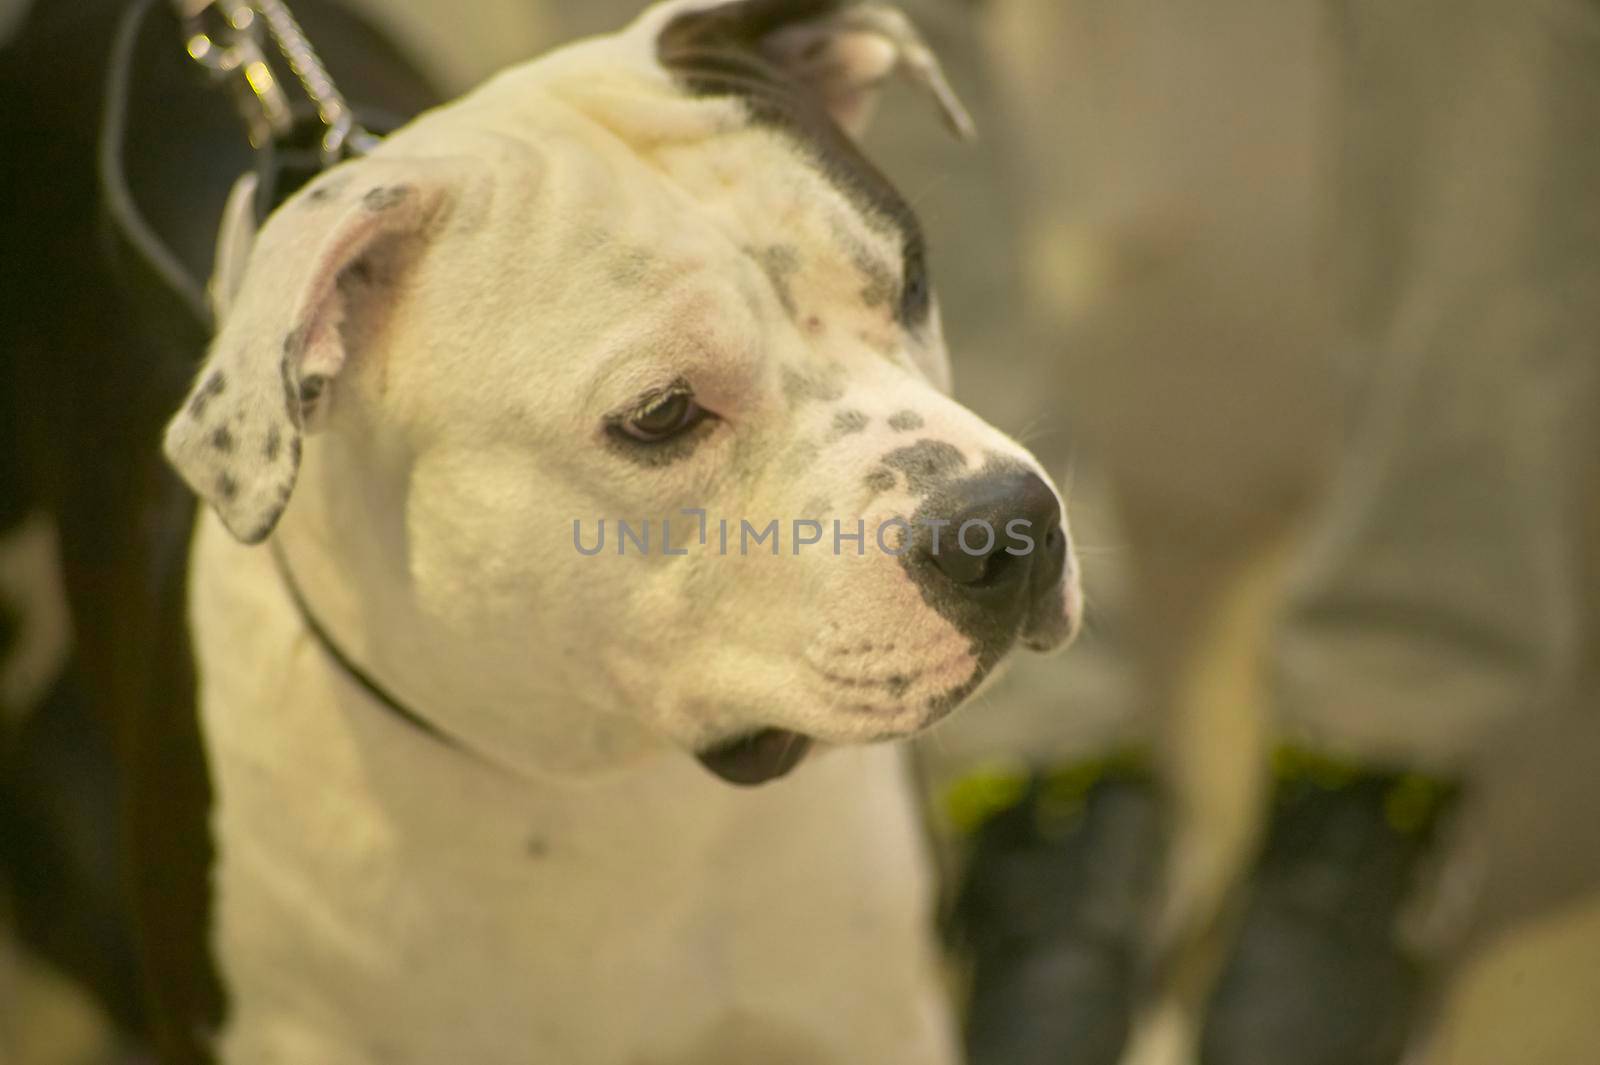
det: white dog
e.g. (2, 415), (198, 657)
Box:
(162, 2), (1080, 1062)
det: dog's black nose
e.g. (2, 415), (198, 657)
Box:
(921, 469), (1061, 587)
(905, 467), (1068, 655)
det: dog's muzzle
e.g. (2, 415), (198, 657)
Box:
(694, 468), (1072, 788)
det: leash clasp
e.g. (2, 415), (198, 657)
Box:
(172, 0), (375, 166)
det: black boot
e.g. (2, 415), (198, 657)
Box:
(951, 760), (1164, 1065)
(1200, 754), (1458, 1065)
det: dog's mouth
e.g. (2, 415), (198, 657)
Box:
(695, 728), (813, 786)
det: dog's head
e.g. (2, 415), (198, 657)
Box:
(164, 0), (1080, 784)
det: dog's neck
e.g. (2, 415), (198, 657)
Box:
(269, 436), (668, 781)
(270, 539), (479, 759)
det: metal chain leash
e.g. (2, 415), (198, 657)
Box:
(170, 0), (376, 166)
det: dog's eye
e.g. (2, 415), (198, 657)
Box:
(616, 392), (706, 443)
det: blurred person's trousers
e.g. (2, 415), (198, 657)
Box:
(1272, 0), (1600, 771)
(934, 0), (1600, 783)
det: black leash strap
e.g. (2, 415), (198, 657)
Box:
(99, 0), (382, 334)
(100, 0), (477, 762)
(102, 0), (216, 330)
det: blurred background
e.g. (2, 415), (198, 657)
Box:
(2, 1), (1597, 1063)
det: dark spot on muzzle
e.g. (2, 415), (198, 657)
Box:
(863, 468), (898, 496)
(881, 439), (966, 495)
(831, 409), (869, 437)
(887, 410), (924, 432)
(187, 371), (226, 418)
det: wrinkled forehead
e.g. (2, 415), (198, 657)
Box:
(455, 0), (930, 312)
(513, 109), (907, 311)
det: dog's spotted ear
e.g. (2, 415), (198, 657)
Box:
(164, 157), (455, 545)
(655, 0), (973, 142)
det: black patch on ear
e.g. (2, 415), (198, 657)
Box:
(216, 473), (238, 501)
(298, 375), (326, 411)
(263, 426), (281, 461)
(187, 371), (226, 418)
(306, 176), (349, 203)
(278, 357), (301, 428)
(278, 323), (315, 428)
(363, 184), (413, 212)
(210, 426), (234, 453)
(279, 327), (311, 428)
(887, 410), (923, 432)
(658, 1), (935, 328)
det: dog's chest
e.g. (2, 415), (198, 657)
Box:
(188, 515), (954, 1065)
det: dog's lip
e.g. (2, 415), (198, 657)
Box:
(695, 728), (813, 787)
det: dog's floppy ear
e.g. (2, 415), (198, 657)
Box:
(656, 0), (974, 142)
(164, 157), (454, 545)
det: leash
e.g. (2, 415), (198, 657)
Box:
(100, 0), (483, 763)
(100, 0), (379, 332)
(172, 0), (378, 165)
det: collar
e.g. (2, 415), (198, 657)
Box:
(269, 540), (476, 757)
